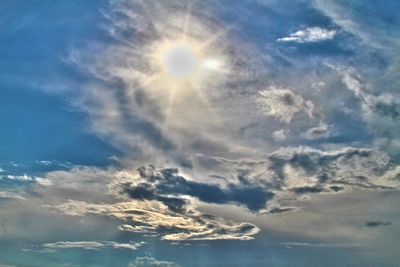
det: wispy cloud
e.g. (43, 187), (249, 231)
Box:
(281, 242), (357, 248)
(301, 122), (331, 140)
(128, 256), (181, 267)
(278, 27), (337, 43)
(42, 241), (144, 251)
(49, 199), (260, 241)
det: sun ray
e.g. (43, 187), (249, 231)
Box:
(196, 24), (235, 52)
(181, 2), (193, 42)
(160, 83), (178, 137)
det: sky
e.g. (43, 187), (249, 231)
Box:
(1, 0), (400, 266)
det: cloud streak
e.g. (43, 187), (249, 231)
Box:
(278, 27), (337, 43)
(42, 241), (144, 251)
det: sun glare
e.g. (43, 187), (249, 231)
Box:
(164, 45), (197, 78)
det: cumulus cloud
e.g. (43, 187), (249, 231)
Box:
(257, 87), (314, 123)
(42, 241), (143, 251)
(278, 27), (337, 43)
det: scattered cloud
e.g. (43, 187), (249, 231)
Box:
(2, 0), (400, 264)
(257, 87), (314, 123)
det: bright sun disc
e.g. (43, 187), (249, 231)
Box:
(164, 45), (197, 78)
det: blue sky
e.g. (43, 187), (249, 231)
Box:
(1, 0), (400, 266)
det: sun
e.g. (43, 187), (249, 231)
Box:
(164, 45), (197, 78)
(135, 7), (232, 133)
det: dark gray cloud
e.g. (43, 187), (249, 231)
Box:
(365, 221), (392, 228)
(124, 166), (274, 212)
(291, 186), (323, 194)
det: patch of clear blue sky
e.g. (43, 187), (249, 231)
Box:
(0, 0), (118, 176)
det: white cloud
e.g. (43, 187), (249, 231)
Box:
(128, 256), (181, 267)
(3, 175), (34, 181)
(278, 27), (336, 43)
(301, 122), (331, 140)
(257, 86), (314, 123)
(272, 129), (286, 142)
(42, 241), (143, 251)
(0, 191), (25, 200)
(48, 199), (260, 241)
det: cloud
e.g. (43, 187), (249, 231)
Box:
(261, 206), (298, 214)
(16, 163), (261, 242)
(312, 0), (400, 48)
(338, 67), (400, 159)
(267, 146), (400, 193)
(1, 175), (34, 181)
(48, 199), (260, 241)
(301, 123), (331, 140)
(128, 256), (181, 267)
(278, 27), (337, 43)
(0, 191), (25, 200)
(365, 221), (392, 228)
(272, 129), (286, 142)
(42, 241), (143, 251)
(257, 87), (314, 123)
(281, 242), (356, 248)
(124, 166), (274, 212)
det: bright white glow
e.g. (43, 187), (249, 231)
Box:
(164, 46), (197, 78)
(202, 59), (222, 70)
